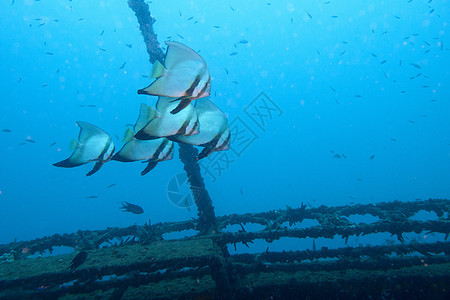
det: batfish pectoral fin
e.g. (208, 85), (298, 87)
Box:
(150, 60), (166, 78)
(170, 97), (193, 114)
(86, 160), (104, 176)
(196, 145), (215, 161)
(141, 160), (158, 176)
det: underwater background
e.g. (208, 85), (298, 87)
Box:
(0, 0), (449, 254)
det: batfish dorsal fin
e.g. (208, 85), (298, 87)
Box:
(76, 121), (107, 143)
(164, 41), (204, 69)
(134, 103), (158, 133)
(122, 127), (135, 143)
(150, 60), (166, 78)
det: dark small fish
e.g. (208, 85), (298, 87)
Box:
(106, 184), (116, 188)
(213, 25), (220, 28)
(120, 202), (144, 214)
(56, 69), (60, 73)
(333, 154), (341, 159)
(305, 10), (312, 19)
(342, 154), (348, 159)
(38, 23), (45, 27)
(53, 19), (59, 22)
(371, 53), (377, 57)
(291, 18), (293, 23)
(17, 77), (21, 83)
(98, 47), (106, 51)
(87, 195), (98, 199)
(18, 142), (26, 146)
(2, 129), (12, 133)
(410, 63), (421, 69)
(372, 28), (374, 33)
(391, 138), (397, 142)
(99, 30), (104, 36)
(26, 139), (36, 143)
(229, 52), (238, 56)
(330, 15), (338, 18)
(67, 251), (88, 271)
(408, 120), (416, 124)
(316, 50), (320, 55)
(230, 5), (235, 11)
(369, 155), (375, 160)
(126, 44), (132, 48)
(238, 39), (248, 44)
(340, 50), (346, 56)
(179, 10), (182, 17)
(41, 84), (48, 87)
(87, 104), (96, 107)
(354, 94), (362, 98)
(119, 62), (126, 69)
(232, 81), (239, 84)
(78, 18), (84, 21)
(187, 16), (193, 21)
(380, 60), (387, 64)
(177, 33), (184, 39)
(330, 86), (336, 92)
(224, 68), (229, 75)
(45, 52), (54, 55)
(394, 16), (401, 19)
(49, 142), (56, 147)
(240, 188), (243, 195)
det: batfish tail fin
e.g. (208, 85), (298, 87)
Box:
(86, 160), (104, 176)
(141, 160), (158, 176)
(122, 127), (135, 143)
(150, 60), (166, 78)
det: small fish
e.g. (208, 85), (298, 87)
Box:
(45, 52), (54, 55)
(394, 16), (401, 19)
(78, 18), (84, 21)
(224, 68), (229, 75)
(230, 5), (235, 11)
(106, 184), (116, 188)
(354, 94), (362, 98)
(409, 63), (421, 69)
(237, 39), (248, 44)
(177, 33), (184, 39)
(86, 196), (98, 199)
(25, 139), (36, 143)
(98, 47), (106, 51)
(67, 251), (88, 271)
(305, 10), (312, 19)
(330, 86), (336, 92)
(187, 17), (193, 21)
(17, 77), (21, 83)
(333, 154), (342, 159)
(18, 142), (26, 146)
(330, 15), (338, 18)
(184, 198), (191, 211)
(99, 30), (104, 36)
(240, 188), (243, 195)
(120, 202), (144, 214)
(41, 84), (48, 87)
(317, 50), (320, 55)
(229, 52), (238, 56)
(380, 60), (387, 64)
(213, 25), (220, 28)
(49, 142), (56, 147)
(340, 50), (346, 56)
(119, 62), (126, 69)
(2, 129), (12, 133)
(369, 155), (375, 160)
(371, 53), (377, 57)
(125, 44), (132, 48)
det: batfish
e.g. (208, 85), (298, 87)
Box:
(138, 41), (211, 114)
(134, 99), (199, 140)
(53, 121), (114, 176)
(112, 127), (174, 175)
(173, 98), (230, 160)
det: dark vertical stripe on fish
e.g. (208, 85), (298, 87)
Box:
(153, 139), (169, 159)
(187, 117), (199, 135)
(178, 118), (191, 135)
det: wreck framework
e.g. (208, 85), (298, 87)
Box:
(0, 198), (449, 299)
(1, 1), (449, 298)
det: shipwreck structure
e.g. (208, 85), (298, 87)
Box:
(1, 1), (449, 299)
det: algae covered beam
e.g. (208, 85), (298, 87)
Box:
(127, 0), (217, 234)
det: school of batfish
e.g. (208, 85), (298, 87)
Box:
(53, 41), (231, 176)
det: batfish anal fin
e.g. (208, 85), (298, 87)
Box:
(141, 160), (158, 176)
(196, 146), (215, 161)
(53, 158), (84, 168)
(86, 160), (104, 176)
(170, 97), (193, 114)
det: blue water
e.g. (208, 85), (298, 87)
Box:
(0, 0), (449, 245)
